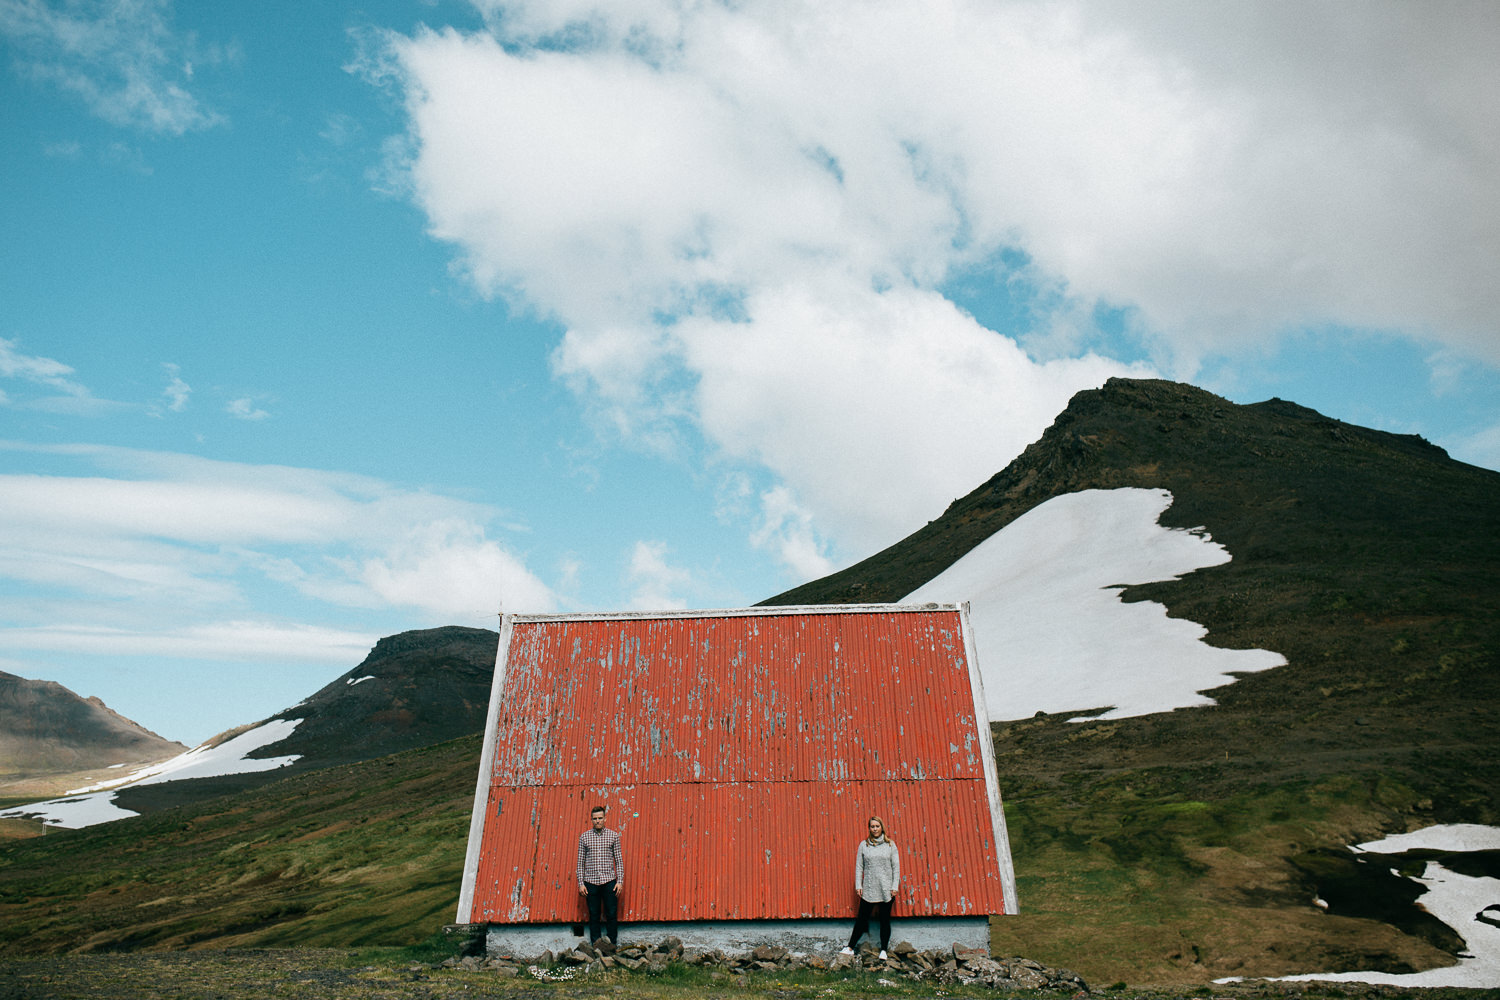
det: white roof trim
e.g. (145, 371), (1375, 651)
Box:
(503, 602), (960, 625)
(959, 601), (1020, 914)
(456, 613), (517, 924)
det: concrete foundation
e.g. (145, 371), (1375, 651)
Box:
(485, 916), (989, 959)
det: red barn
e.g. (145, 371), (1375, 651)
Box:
(456, 604), (1017, 955)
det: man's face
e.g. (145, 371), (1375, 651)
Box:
(592, 810), (606, 831)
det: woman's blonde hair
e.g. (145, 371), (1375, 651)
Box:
(867, 815), (894, 845)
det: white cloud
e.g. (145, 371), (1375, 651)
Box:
(379, 0), (1500, 574)
(0, 443), (558, 662)
(0, 335), (90, 397)
(0, 0), (225, 134)
(749, 485), (833, 583)
(159, 362), (190, 413)
(385, 1), (1500, 356)
(1453, 422), (1500, 473)
(0, 621), (370, 664)
(0, 336), (124, 416)
(625, 540), (690, 610)
(676, 281), (1148, 553)
(354, 518), (556, 617)
(225, 396), (269, 421)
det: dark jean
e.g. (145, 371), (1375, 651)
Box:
(584, 879), (618, 943)
(848, 898), (893, 950)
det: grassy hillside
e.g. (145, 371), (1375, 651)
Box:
(0, 734), (481, 954)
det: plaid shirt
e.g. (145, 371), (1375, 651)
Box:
(577, 827), (623, 886)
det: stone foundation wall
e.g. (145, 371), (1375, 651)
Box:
(482, 916), (989, 958)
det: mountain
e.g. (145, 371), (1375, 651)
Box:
(1, 626), (498, 827)
(766, 377), (1500, 984)
(2, 377), (1495, 987)
(108, 624), (500, 818)
(0, 671), (183, 786)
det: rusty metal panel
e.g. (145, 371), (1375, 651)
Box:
(465, 607), (1011, 924)
(468, 779), (1007, 923)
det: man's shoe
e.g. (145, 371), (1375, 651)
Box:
(839, 946), (854, 956)
(879, 950), (888, 960)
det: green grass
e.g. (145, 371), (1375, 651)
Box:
(0, 735), (481, 955)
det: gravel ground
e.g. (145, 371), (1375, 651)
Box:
(1, 949), (1491, 1000)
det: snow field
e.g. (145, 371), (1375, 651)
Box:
(0, 718), (303, 829)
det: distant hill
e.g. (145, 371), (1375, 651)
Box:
(0, 671), (182, 782)
(109, 625), (498, 817)
(0, 627), (497, 827)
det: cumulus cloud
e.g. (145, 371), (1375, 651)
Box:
(676, 281), (1149, 551)
(376, 0), (1500, 574)
(749, 485), (833, 584)
(0, 443), (558, 664)
(625, 540), (691, 610)
(353, 518), (556, 617)
(225, 396), (269, 421)
(0, 0), (226, 134)
(159, 362), (190, 413)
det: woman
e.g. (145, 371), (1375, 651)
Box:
(840, 815), (900, 959)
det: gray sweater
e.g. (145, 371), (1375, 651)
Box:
(855, 837), (900, 902)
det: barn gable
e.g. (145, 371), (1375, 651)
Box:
(457, 604), (1017, 953)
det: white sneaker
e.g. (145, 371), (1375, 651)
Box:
(879, 950), (888, 960)
(839, 946), (854, 956)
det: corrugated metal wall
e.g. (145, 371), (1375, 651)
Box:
(467, 610), (1008, 924)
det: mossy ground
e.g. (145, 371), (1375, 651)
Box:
(0, 948), (1487, 1000)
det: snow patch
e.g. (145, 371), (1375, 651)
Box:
(0, 718), (304, 830)
(904, 487), (1286, 721)
(1224, 825), (1500, 988)
(346, 675), (375, 686)
(1355, 824), (1500, 855)
(0, 792), (139, 828)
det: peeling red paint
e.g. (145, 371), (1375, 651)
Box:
(460, 606), (1015, 925)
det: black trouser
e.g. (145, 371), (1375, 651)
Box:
(848, 898), (893, 950)
(585, 879), (618, 943)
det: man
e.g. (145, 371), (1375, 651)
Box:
(576, 804), (623, 945)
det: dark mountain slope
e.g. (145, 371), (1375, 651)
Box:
(765, 377), (1499, 796)
(111, 626), (497, 816)
(769, 377), (1492, 614)
(262, 625), (499, 766)
(766, 377), (1500, 982)
(0, 672), (183, 779)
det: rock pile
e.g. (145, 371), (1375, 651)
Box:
(442, 936), (1088, 992)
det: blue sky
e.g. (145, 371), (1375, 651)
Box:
(2, 0), (1497, 746)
